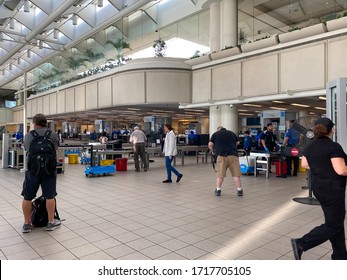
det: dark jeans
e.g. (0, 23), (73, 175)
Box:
(165, 156), (181, 180)
(134, 142), (147, 171)
(298, 176), (347, 260)
(286, 156), (299, 175)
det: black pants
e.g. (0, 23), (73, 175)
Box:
(286, 156), (299, 176)
(134, 142), (147, 171)
(298, 176), (347, 259)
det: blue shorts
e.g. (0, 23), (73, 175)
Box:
(21, 171), (57, 200)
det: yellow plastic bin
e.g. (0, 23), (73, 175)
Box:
(100, 159), (115, 166)
(299, 159), (306, 172)
(68, 154), (79, 164)
(292, 159), (306, 172)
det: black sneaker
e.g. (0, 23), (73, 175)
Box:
(162, 179), (172, 183)
(291, 238), (303, 260)
(22, 223), (32, 233)
(237, 189), (243, 196)
(176, 174), (183, 182)
(215, 189), (221, 196)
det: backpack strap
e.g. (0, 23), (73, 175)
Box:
(30, 130), (39, 138)
(54, 197), (60, 221)
(44, 130), (52, 138)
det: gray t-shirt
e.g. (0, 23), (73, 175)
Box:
(24, 127), (59, 152)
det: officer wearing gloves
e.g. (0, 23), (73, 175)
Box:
(261, 123), (279, 153)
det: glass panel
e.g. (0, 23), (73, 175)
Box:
(198, 10), (210, 47)
(178, 14), (199, 44)
(238, 0), (347, 43)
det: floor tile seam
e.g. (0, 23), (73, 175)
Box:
(154, 244), (209, 260)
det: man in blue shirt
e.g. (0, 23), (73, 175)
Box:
(243, 130), (252, 154)
(282, 120), (300, 176)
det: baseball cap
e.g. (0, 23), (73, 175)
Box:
(314, 117), (334, 131)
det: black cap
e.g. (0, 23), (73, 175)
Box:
(314, 117), (334, 131)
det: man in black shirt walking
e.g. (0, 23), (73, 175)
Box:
(208, 126), (243, 197)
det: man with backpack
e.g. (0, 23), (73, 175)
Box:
(21, 114), (61, 233)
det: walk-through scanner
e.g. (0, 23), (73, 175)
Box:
(326, 77), (347, 208)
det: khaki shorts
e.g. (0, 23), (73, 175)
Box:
(216, 155), (241, 178)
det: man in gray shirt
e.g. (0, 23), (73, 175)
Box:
(129, 126), (147, 172)
(21, 114), (60, 233)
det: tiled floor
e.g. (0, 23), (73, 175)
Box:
(0, 155), (344, 260)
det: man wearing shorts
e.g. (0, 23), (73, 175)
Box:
(208, 126), (243, 197)
(21, 114), (61, 233)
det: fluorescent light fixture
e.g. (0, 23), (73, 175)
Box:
(10, 18), (15, 29)
(270, 106), (287, 110)
(126, 108), (141, 111)
(319, 96), (326, 100)
(290, 103), (310, 108)
(23, 0), (30, 12)
(53, 29), (59, 39)
(237, 109), (249, 112)
(272, 100), (285, 104)
(97, 0), (103, 7)
(184, 109), (206, 112)
(243, 103), (262, 107)
(314, 107), (326, 110)
(72, 14), (78, 25)
(239, 113), (255, 116)
(27, 49), (31, 58)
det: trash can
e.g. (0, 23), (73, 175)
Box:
(275, 161), (286, 175)
(68, 154), (79, 164)
(115, 158), (128, 171)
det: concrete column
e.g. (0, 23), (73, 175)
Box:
(209, 105), (221, 135)
(221, 104), (238, 133)
(222, 0), (238, 48)
(298, 111), (308, 118)
(210, 1), (221, 52)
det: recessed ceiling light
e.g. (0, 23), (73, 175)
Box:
(270, 107), (287, 110)
(127, 108), (141, 111)
(239, 113), (255, 116)
(290, 103), (310, 107)
(243, 103), (262, 107)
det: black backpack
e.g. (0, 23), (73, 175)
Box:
(28, 130), (57, 176)
(31, 196), (60, 227)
